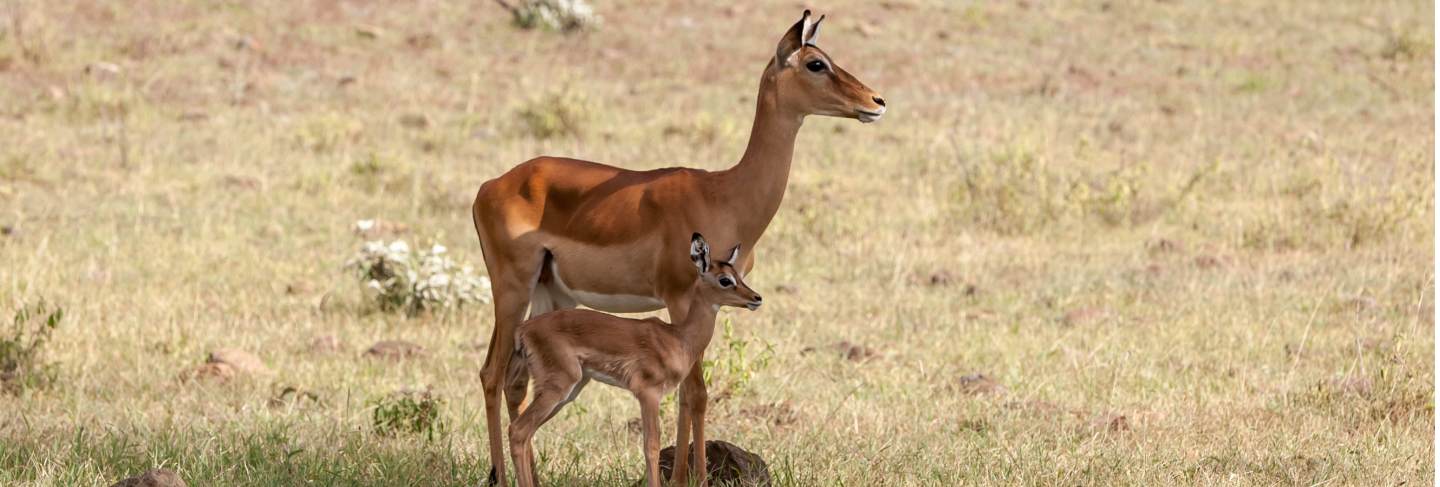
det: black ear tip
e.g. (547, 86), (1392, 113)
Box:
(802, 9), (811, 17)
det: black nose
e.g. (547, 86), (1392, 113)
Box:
(753, 296), (763, 303)
(872, 96), (885, 107)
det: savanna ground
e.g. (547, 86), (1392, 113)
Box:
(0, 0), (1434, 485)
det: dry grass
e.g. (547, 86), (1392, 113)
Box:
(0, 0), (1433, 485)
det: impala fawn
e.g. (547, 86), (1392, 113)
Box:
(504, 233), (763, 487)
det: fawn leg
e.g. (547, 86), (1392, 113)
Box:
(638, 390), (663, 487)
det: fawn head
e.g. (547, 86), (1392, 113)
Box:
(689, 233), (763, 311)
(770, 10), (886, 123)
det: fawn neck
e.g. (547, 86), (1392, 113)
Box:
(715, 64), (803, 240)
(673, 285), (724, 361)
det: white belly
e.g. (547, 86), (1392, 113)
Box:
(569, 290), (665, 313)
(547, 259), (664, 313)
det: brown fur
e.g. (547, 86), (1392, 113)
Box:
(472, 10), (883, 486)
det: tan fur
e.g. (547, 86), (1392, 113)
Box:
(505, 237), (762, 487)
(472, 10), (883, 486)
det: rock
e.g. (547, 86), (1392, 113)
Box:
(835, 341), (877, 362)
(1327, 375), (1374, 397)
(1091, 413), (1129, 432)
(1193, 254), (1225, 269)
(398, 113), (430, 129)
(85, 61), (122, 79)
(365, 340), (426, 360)
(740, 401), (798, 428)
(1146, 238), (1184, 254)
(207, 348), (272, 376)
(308, 335), (344, 354)
(109, 468), (187, 487)
(956, 373), (1005, 395)
(1061, 307), (1108, 326)
(177, 362), (236, 383)
(927, 270), (954, 286)
(659, 440), (770, 487)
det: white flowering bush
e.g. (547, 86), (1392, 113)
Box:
(504, 0), (601, 32)
(346, 237), (491, 315)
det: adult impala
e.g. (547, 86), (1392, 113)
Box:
(471, 10), (884, 486)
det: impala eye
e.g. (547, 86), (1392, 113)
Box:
(806, 60), (827, 73)
(718, 276), (734, 288)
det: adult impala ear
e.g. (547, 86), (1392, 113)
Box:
(804, 14), (825, 46)
(690, 233), (711, 273)
(725, 243), (742, 265)
(774, 10), (812, 67)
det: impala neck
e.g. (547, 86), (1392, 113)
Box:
(719, 65), (804, 239)
(675, 288), (723, 361)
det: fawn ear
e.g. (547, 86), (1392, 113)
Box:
(690, 233), (710, 273)
(725, 243), (742, 265)
(775, 10), (811, 67)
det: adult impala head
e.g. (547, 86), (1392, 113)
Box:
(770, 10), (887, 123)
(689, 233), (763, 311)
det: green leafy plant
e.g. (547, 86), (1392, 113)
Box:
(370, 389), (447, 441)
(1, 299), (64, 395)
(702, 318), (774, 398)
(515, 89), (592, 139)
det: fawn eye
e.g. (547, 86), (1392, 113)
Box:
(718, 276), (734, 288)
(806, 60), (827, 73)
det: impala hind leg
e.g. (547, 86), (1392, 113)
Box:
(481, 256), (546, 486)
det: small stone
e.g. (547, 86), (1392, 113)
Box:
(207, 348), (272, 376)
(956, 373), (1006, 395)
(1092, 413), (1129, 432)
(741, 401), (798, 428)
(1193, 255), (1225, 269)
(928, 270), (954, 286)
(658, 440), (770, 487)
(109, 468), (187, 487)
(365, 340), (426, 360)
(308, 335), (344, 354)
(1061, 307), (1108, 326)
(1327, 375), (1373, 397)
(398, 113), (430, 129)
(1146, 238), (1184, 254)
(178, 362), (236, 383)
(835, 341), (877, 362)
(85, 62), (122, 79)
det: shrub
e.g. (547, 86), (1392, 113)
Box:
(345, 232), (491, 315)
(702, 319), (774, 398)
(370, 389), (447, 440)
(1, 299), (64, 395)
(498, 0), (601, 32)
(515, 89), (592, 139)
